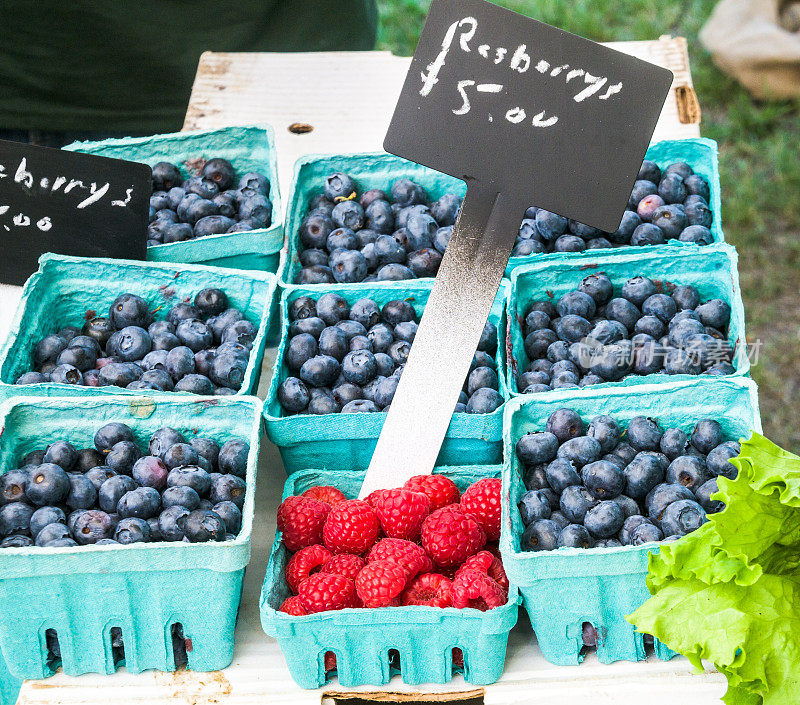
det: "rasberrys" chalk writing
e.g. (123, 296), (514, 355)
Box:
(420, 16), (624, 127)
(0, 157), (135, 233)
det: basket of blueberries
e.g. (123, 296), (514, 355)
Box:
(280, 152), (466, 286)
(0, 394), (261, 679)
(499, 376), (760, 666)
(0, 254), (275, 401)
(64, 126), (282, 272)
(264, 281), (508, 474)
(506, 138), (722, 270)
(507, 244), (747, 395)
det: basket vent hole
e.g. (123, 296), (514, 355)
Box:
(110, 627), (125, 666)
(324, 651), (337, 674)
(643, 633), (656, 658)
(171, 623), (188, 669)
(45, 628), (61, 672)
(451, 647), (465, 675)
(579, 622), (599, 657)
(387, 649), (401, 675)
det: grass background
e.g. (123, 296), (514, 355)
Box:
(377, 0), (800, 451)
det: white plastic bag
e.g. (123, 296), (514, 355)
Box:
(700, 0), (800, 99)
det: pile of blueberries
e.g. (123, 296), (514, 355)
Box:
(15, 288), (258, 394)
(517, 272), (734, 392)
(515, 409), (739, 550)
(513, 160), (714, 256)
(294, 172), (463, 284)
(148, 158), (272, 245)
(277, 292), (503, 415)
(0, 422), (249, 547)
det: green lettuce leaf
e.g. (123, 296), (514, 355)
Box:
(628, 433), (800, 705)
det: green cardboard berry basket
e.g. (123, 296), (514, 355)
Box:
(499, 377), (761, 666)
(64, 125), (283, 272)
(505, 137), (723, 276)
(0, 253), (276, 403)
(260, 465), (520, 689)
(263, 280), (509, 474)
(0, 394), (262, 679)
(506, 243), (748, 395)
(0, 655), (20, 705)
(278, 152), (466, 286)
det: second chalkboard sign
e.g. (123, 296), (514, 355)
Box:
(0, 139), (151, 285)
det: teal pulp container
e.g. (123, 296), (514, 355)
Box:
(506, 243), (748, 395)
(64, 126), (283, 272)
(0, 394), (262, 680)
(263, 280), (509, 474)
(260, 465), (520, 688)
(0, 253), (276, 403)
(499, 377), (761, 665)
(278, 152), (465, 286)
(0, 655), (20, 705)
(505, 138), (723, 277)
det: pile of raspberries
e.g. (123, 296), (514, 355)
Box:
(275, 475), (508, 614)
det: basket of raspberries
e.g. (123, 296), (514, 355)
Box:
(261, 468), (519, 688)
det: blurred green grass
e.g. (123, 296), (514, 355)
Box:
(377, 0), (800, 451)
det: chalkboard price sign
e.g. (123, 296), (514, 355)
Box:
(361, 0), (673, 497)
(0, 139), (151, 285)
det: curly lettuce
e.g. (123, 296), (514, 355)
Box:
(628, 433), (800, 705)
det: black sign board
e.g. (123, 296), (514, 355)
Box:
(0, 140), (151, 285)
(384, 0), (673, 231)
(363, 0), (673, 493)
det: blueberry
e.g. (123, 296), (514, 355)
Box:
(559, 486), (598, 523)
(626, 416), (663, 451)
(108, 326), (152, 362)
(82, 317), (115, 349)
(524, 465), (549, 491)
(666, 455), (711, 492)
(0, 469), (30, 506)
(50, 364), (83, 385)
(636, 194), (666, 222)
(645, 483), (695, 524)
(685, 199), (713, 228)
(390, 178), (426, 207)
(583, 460), (626, 499)
(642, 294), (677, 324)
(167, 466), (211, 496)
(238, 172), (270, 197)
(25, 463), (70, 506)
(657, 173), (687, 204)
(546, 408), (583, 442)
(585, 416), (620, 454)
(1, 535), (33, 547)
(521, 519), (560, 551)
(541, 458), (579, 493)
(589, 343), (633, 381)
(40, 441), (77, 471)
(679, 225), (713, 245)
(630, 522), (664, 545)
(70, 509), (113, 544)
(516, 432), (559, 466)
(162, 486), (201, 512)
(184, 509), (226, 543)
(152, 162), (183, 191)
(578, 273), (614, 305)
(278, 377), (310, 413)
(64, 474), (97, 511)
(109, 293), (151, 329)
(534, 210), (568, 241)
(628, 180), (658, 210)
(221, 319), (257, 349)
(114, 517), (151, 544)
(624, 452), (667, 501)
(324, 172), (357, 201)
(637, 160), (662, 183)
(215, 440), (248, 479)
(157, 506), (190, 541)
(663, 348), (702, 375)
(330, 249), (368, 283)
(127, 457), (168, 492)
(706, 442), (740, 479)
(618, 515), (650, 545)
(584, 500), (624, 539)
(0, 502), (34, 537)
(556, 291), (596, 319)
(651, 204), (688, 239)
(613, 494), (641, 519)
(660, 499), (706, 537)
(465, 388), (503, 413)
(553, 235), (586, 252)
(558, 524), (592, 548)
(695, 299), (731, 331)
(28, 506), (66, 538)
(117, 487), (161, 519)
(194, 215), (236, 238)
(363, 200), (394, 236)
(34, 522), (71, 547)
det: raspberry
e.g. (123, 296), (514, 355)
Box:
(404, 474), (460, 511)
(371, 488), (430, 541)
(401, 573), (453, 607)
(456, 550), (509, 594)
(285, 544), (333, 593)
(279, 596), (307, 616)
(364, 489), (389, 508)
(298, 572), (358, 613)
(277, 495), (329, 552)
(355, 560), (408, 608)
(451, 569), (506, 611)
(325, 651), (337, 672)
(323, 499), (380, 554)
(421, 506), (486, 568)
(366, 538), (433, 578)
(322, 553), (365, 581)
(460, 478), (502, 541)
(452, 648), (464, 667)
(302, 485), (347, 506)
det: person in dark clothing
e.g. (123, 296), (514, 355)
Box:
(0, 0), (378, 147)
